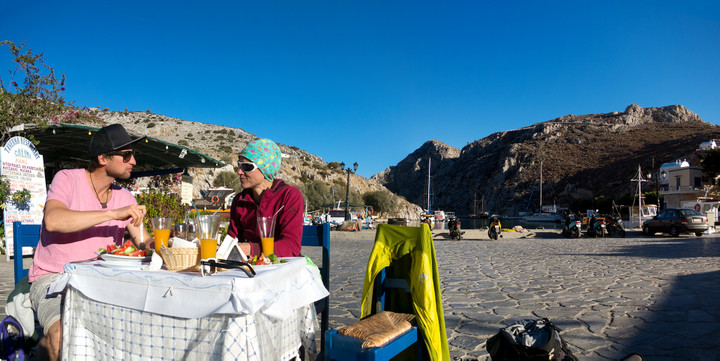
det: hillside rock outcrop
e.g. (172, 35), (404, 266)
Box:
(375, 104), (720, 216)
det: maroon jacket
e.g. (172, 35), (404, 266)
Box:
(227, 179), (304, 257)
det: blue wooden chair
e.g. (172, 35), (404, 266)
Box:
(13, 221), (42, 285)
(301, 223), (331, 360)
(324, 223), (447, 361)
(324, 266), (424, 361)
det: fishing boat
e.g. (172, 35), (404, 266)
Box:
(469, 192), (490, 218)
(522, 212), (564, 223)
(623, 165), (659, 228)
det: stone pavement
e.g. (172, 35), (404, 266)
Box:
(321, 228), (720, 361)
(2, 229), (719, 361)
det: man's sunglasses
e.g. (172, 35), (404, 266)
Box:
(106, 150), (135, 163)
(237, 161), (259, 173)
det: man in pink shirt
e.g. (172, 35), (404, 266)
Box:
(28, 124), (150, 361)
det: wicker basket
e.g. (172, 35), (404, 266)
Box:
(160, 247), (200, 272)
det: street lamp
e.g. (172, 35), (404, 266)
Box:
(647, 171), (661, 211)
(340, 162), (358, 221)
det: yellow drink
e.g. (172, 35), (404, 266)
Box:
(200, 239), (217, 259)
(153, 229), (171, 253)
(261, 237), (274, 256)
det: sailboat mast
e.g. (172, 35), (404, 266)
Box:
(473, 191), (477, 215)
(638, 165), (643, 226)
(427, 158), (431, 212)
(539, 161), (543, 211)
(631, 164), (646, 226)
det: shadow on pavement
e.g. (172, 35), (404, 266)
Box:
(586, 236), (720, 259)
(620, 269), (720, 361)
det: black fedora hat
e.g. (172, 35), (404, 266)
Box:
(89, 124), (147, 157)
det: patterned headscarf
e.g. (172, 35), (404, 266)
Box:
(239, 138), (282, 181)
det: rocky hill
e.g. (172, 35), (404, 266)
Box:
(373, 104), (720, 216)
(85, 108), (422, 216)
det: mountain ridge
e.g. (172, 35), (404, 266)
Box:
(374, 104), (720, 216)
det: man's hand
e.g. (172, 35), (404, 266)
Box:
(44, 200), (148, 234)
(112, 204), (147, 227)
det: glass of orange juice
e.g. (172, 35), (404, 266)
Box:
(197, 215), (221, 260)
(151, 217), (173, 254)
(257, 216), (276, 256)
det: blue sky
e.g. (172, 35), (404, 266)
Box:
(2, 1), (719, 178)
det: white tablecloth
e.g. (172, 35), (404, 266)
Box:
(51, 257), (328, 319)
(52, 257), (329, 361)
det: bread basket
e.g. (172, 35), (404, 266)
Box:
(160, 247), (200, 272)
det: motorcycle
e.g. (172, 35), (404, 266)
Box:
(448, 217), (464, 240)
(606, 214), (626, 238)
(561, 213), (582, 238)
(488, 216), (502, 240)
(586, 211), (607, 238)
(420, 213), (433, 229)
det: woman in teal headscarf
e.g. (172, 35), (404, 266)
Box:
(227, 138), (305, 257)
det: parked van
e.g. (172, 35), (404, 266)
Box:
(682, 199), (720, 226)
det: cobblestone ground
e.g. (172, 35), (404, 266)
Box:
(317, 229), (720, 361)
(3, 230), (719, 361)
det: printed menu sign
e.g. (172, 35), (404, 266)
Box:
(1, 136), (47, 260)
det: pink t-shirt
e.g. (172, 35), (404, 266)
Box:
(28, 169), (137, 282)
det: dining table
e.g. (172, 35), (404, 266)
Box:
(48, 256), (330, 361)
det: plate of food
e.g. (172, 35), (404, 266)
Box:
(97, 240), (152, 262)
(248, 254), (289, 268)
(100, 253), (152, 263)
(98, 260), (148, 270)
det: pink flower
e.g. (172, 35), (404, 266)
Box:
(61, 87), (65, 91)
(12, 81), (18, 87)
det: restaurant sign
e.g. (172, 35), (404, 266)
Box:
(1, 136), (47, 260)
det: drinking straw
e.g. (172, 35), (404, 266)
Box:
(272, 205), (285, 219)
(212, 207), (221, 215)
(192, 201), (199, 216)
(139, 224), (144, 245)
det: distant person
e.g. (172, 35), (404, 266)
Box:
(28, 124), (151, 361)
(227, 138), (304, 257)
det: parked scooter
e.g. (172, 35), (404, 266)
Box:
(606, 214), (626, 238)
(488, 215), (502, 240)
(562, 212), (582, 238)
(448, 216), (464, 240)
(420, 213), (433, 229)
(586, 211), (607, 238)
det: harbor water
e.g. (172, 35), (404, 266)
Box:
(409, 217), (564, 230)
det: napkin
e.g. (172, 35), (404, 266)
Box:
(148, 252), (163, 271)
(217, 235), (238, 259)
(170, 237), (197, 248)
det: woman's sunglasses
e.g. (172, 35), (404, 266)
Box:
(237, 161), (259, 173)
(200, 258), (255, 277)
(106, 150), (135, 163)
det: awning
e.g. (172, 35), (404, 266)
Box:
(8, 123), (226, 177)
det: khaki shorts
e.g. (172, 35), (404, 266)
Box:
(29, 273), (64, 334)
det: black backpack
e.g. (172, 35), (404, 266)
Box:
(486, 318), (578, 361)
